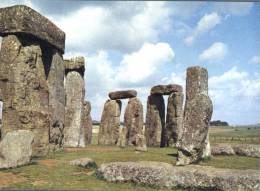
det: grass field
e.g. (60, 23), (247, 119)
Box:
(0, 126), (259, 190)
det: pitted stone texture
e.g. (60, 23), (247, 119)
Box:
(109, 90), (137, 100)
(135, 134), (147, 152)
(83, 101), (92, 145)
(164, 91), (183, 147)
(211, 144), (236, 156)
(177, 66), (213, 165)
(150, 84), (183, 95)
(124, 98), (144, 146)
(177, 94), (213, 165)
(64, 71), (85, 147)
(64, 57), (85, 76)
(48, 51), (65, 147)
(0, 35), (50, 156)
(0, 130), (34, 169)
(145, 94), (165, 147)
(0, 5), (65, 52)
(98, 161), (260, 191)
(98, 100), (121, 145)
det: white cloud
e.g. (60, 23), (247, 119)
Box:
(250, 56), (260, 64)
(116, 42), (175, 84)
(49, 2), (173, 53)
(209, 67), (260, 125)
(199, 42), (228, 61)
(184, 12), (221, 45)
(214, 2), (254, 16)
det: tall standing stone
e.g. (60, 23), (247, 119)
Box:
(124, 97), (144, 147)
(145, 94), (165, 147)
(0, 5), (65, 156)
(83, 101), (92, 145)
(177, 66), (213, 165)
(64, 57), (85, 147)
(98, 99), (121, 145)
(165, 91), (184, 147)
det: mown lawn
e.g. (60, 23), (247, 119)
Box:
(0, 127), (259, 190)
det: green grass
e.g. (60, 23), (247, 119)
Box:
(0, 127), (259, 190)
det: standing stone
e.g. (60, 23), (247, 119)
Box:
(98, 100), (121, 145)
(165, 91), (184, 147)
(177, 66), (213, 165)
(48, 51), (65, 147)
(83, 101), (92, 145)
(124, 97), (144, 146)
(64, 68), (85, 147)
(118, 127), (127, 148)
(0, 5), (65, 156)
(0, 130), (34, 169)
(145, 94), (165, 147)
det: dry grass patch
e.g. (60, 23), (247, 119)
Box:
(0, 172), (25, 188)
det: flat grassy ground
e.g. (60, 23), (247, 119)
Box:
(0, 126), (260, 190)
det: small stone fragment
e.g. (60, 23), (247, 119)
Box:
(69, 158), (97, 169)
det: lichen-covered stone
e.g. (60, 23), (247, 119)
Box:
(98, 161), (260, 191)
(150, 84), (182, 95)
(0, 5), (65, 52)
(48, 51), (65, 147)
(177, 66), (213, 165)
(124, 97), (144, 146)
(98, 100), (121, 145)
(109, 90), (137, 100)
(64, 71), (85, 147)
(145, 94), (165, 147)
(164, 91), (183, 147)
(64, 57), (85, 76)
(0, 35), (50, 156)
(83, 101), (92, 145)
(0, 130), (34, 169)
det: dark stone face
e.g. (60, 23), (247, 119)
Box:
(0, 5), (65, 53)
(64, 57), (85, 77)
(83, 101), (92, 145)
(145, 94), (165, 147)
(108, 90), (137, 100)
(150, 84), (183, 95)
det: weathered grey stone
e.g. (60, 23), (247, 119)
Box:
(145, 94), (165, 147)
(48, 51), (65, 147)
(98, 99), (121, 145)
(109, 90), (137, 100)
(164, 91), (183, 147)
(124, 97), (144, 146)
(0, 35), (50, 156)
(69, 158), (97, 169)
(0, 130), (34, 169)
(212, 144), (260, 158)
(83, 101), (92, 145)
(118, 127), (127, 148)
(0, 5), (65, 52)
(64, 71), (85, 147)
(64, 57), (85, 76)
(98, 161), (260, 191)
(135, 134), (147, 152)
(177, 66), (213, 165)
(150, 84), (182, 95)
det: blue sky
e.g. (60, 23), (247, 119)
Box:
(0, 1), (259, 125)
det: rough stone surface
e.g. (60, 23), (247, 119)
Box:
(98, 161), (260, 191)
(64, 57), (85, 76)
(135, 134), (147, 152)
(212, 144), (260, 158)
(64, 71), (85, 147)
(0, 130), (34, 169)
(150, 84), (183, 95)
(177, 66), (213, 165)
(48, 51), (65, 147)
(109, 90), (137, 100)
(0, 5), (65, 52)
(83, 101), (92, 145)
(145, 94), (165, 147)
(69, 158), (97, 168)
(98, 100), (121, 145)
(0, 35), (50, 156)
(164, 91), (183, 147)
(118, 127), (127, 148)
(124, 98), (144, 146)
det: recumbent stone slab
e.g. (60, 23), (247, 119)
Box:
(150, 84), (182, 95)
(108, 90), (137, 100)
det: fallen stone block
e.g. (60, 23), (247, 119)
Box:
(69, 158), (97, 169)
